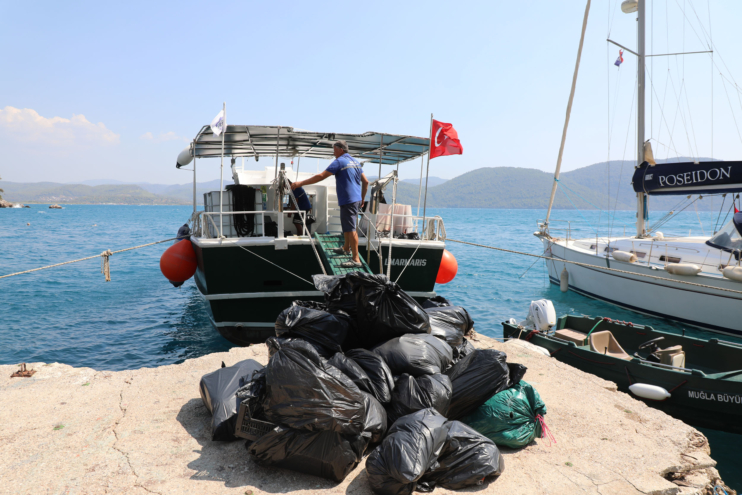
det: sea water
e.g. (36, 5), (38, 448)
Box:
(0, 205), (739, 488)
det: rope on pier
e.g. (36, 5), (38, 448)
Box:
(0, 238), (179, 282)
(446, 238), (742, 296)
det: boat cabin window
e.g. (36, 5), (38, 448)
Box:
(707, 218), (742, 252)
(659, 255), (681, 263)
(603, 247), (619, 253)
(630, 250), (647, 259)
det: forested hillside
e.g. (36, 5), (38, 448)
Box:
(3, 158), (731, 211)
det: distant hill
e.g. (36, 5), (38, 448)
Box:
(3, 158), (729, 210)
(401, 176), (448, 187)
(0, 180), (232, 205)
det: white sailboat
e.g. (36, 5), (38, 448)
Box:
(537, 0), (742, 336)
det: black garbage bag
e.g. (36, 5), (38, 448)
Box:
(275, 305), (347, 356)
(249, 425), (369, 482)
(366, 408), (449, 495)
(373, 334), (453, 377)
(450, 338), (476, 364)
(425, 306), (473, 347)
(314, 274), (358, 319)
(361, 391), (388, 444)
(418, 421), (504, 490)
(265, 336), (324, 361)
(421, 296), (452, 309)
(199, 359), (264, 441)
(445, 349), (527, 420)
(351, 273), (431, 348)
(346, 348), (395, 404)
(313, 274), (363, 349)
(263, 338), (366, 435)
(235, 368), (267, 420)
(291, 299), (328, 311)
(328, 353), (374, 397)
(387, 373), (452, 425)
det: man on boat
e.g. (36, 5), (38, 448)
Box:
(291, 140), (368, 268)
(286, 180), (315, 235)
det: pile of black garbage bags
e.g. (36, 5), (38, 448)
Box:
(199, 272), (532, 494)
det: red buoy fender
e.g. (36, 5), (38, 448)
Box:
(436, 249), (458, 284)
(160, 239), (197, 287)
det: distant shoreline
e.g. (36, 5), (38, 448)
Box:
(3, 203), (639, 211)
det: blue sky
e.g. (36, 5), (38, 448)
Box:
(2, 0), (742, 184)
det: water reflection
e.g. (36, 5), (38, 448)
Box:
(159, 286), (232, 363)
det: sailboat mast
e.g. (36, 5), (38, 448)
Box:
(635, 0), (647, 237)
(544, 0), (591, 229)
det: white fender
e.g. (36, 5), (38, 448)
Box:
(664, 263), (701, 276)
(722, 266), (742, 282)
(176, 146), (194, 167)
(532, 345), (551, 357)
(560, 267), (569, 292)
(629, 383), (671, 401)
(611, 250), (637, 263)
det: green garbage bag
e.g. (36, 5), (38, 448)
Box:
(460, 381), (546, 448)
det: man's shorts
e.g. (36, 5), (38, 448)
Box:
(340, 201), (361, 233)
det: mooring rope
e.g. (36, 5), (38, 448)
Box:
(446, 238), (742, 295)
(0, 238), (179, 281)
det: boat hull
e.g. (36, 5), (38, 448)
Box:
(503, 319), (742, 434)
(543, 238), (742, 336)
(193, 237), (443, 345)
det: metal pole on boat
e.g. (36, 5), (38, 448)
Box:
(274, 127), (281, 179)
(635, 0), (648, 238)
(219, 102), (226, 238)
(192, 140), (197, 214)
(416, 153), (424, 217)
(387, 166), (397, 279)
(544, 0), (591, 231)
(378, 134), (384, 274)
(422, 113), (433, 239)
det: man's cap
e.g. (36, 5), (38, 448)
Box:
(333, 140), (349, 153)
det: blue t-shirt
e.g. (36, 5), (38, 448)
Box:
(292, 186), (312, 211)
(326, 153), (363, 206)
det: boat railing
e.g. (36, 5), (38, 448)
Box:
(196, 209), (311, 239)
(195, 209), (446, 242)
(537, 218), (631, 241)
(635, 358), (705, 375)
(360, 212), (446, 242)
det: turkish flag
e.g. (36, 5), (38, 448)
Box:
(430, 119), (463, 159)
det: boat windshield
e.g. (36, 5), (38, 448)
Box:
(707, 219), (742, 252)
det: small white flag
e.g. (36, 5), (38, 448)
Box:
(210, 110), (225, 137)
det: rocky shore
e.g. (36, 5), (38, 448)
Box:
(0, 333), (732, 495)
(0, 199), (28, 208)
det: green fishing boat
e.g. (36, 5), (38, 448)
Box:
(503, 307), (742, 434)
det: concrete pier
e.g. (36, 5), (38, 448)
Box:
(0, 333), (732, 495)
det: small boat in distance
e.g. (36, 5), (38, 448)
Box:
(49, 204), (63, 209)
(503, 303), (742, 434)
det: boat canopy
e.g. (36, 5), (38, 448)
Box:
(632, 160), (742, 196)
(177, 125), (430, 168)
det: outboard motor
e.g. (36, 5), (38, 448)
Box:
(521, 299), (556, 331)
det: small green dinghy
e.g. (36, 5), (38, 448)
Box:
(503, 306), (742, 434)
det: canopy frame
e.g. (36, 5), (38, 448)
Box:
(178, 125), (430, 168)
